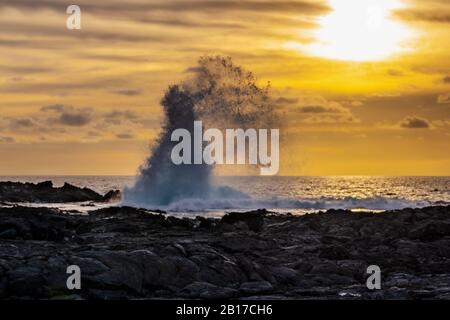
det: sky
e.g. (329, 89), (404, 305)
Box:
(0, 0), (449, 176)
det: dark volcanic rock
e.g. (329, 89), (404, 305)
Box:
(0, 181), (121, 203)
(220, 209), (266, 232)
(408, 221), (450, 241)
(0, 205), (450, 300)
(102, 190), (122, 202)
(180, 282), (238, 299)
(0, 206), (78, 241)
(239, 281), (274, 294)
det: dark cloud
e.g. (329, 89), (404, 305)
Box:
(0, 1), (322, 54)
(275, 97), (298, 105)
(2, 102), (153, 142)
(442, 76), (450, 83)
(111, 89), (142, 96)
(41, 105), (147, 129)
(184, 67), (202, 73)
(104, 110), (139, 120)
(103, 110), (140, 125)
(116, 133), (135, 139)
(101, 109), (162, 131)
(137, 16), (245, 29)
(0, 0), (329, 15)
(57, 112), (92, 126)
(399, 116), (431, 129)
(297, 105), (344, 113)
(104, 110), (141, 125)
(13, 118), (35, 128)
(42, 104), (94, 127)
(0, 21), (176, 44)
(278, 94), (359, 124)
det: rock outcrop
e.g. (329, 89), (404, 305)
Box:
(0, 181), (121, 203)
(1, 205), (450, 299)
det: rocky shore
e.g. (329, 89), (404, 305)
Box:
(1, 204), (450, 300)
(0, 181), (121, 203)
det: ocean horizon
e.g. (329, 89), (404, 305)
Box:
(2, 175), (449, 216)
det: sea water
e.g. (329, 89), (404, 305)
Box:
(1, 176), (449, 217)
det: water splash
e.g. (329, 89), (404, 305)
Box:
(123, 56), (280, 207)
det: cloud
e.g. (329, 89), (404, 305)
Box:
(300, 114), (360, 124)
(399, 116), (431, 129)
(2, 77), (125, 94)
(297, 105), (345, 113)
(0, 0), (329, 15)
(387, 69), (404, 77)
(42, 104), (94, 127)
(87, 130), (102, 137)
(340, 99), (365, 107)
(41, 105), (151, 131)
(432, 119), (450, 128)
(184, 67), (203, 73)
(79, 53), (150, 63)
(0, 65), (54, 74)
(111, 89), (142, 96)
(0, 20), (175, 44)
(102, 110), (141, 126)
(137, 16), (245, 30)
(0, 0), (326, 59)
(104, 110), (139, 120)
(58, 112), (92, 126)
(278, 94), (360, 125)
(442, 76), (450, 83)
(12, 118), (36, 128)
(0, 39), (65, 50)
(275, 97), (298, 105)
(116, 133), (135, 139)
(0, 136), (15, 143)
(4, 104), (159, 142)
(395, 9), (450, 24)
(41, 104), (66, 112)
(438, 93), (450, 104)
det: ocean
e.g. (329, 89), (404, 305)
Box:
(1, 176), (449, 217)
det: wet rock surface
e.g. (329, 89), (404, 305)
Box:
(0, 181), (121, 203)
(0, 205), (450, 299)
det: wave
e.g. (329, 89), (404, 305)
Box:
(123, 57), (280, 208)
(125, 193), (441, 213)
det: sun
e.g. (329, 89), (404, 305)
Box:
(303, 0), (415, 61)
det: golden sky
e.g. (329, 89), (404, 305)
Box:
(0, 0), (449, 175)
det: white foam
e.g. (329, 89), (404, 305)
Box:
(125, 195), (435, 214)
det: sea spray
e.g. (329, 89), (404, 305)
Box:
(123, 56), (281, 207)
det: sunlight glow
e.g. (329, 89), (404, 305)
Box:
(304, 0), (415, 61)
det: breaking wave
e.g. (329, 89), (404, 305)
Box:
(123, 56), (280, 208)
(138, 195), (437, 213)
